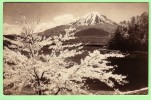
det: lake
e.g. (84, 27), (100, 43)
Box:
(41, 45), (148, 92)
(64, 45), (148, 92)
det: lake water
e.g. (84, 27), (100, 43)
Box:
(108, 51), (148, 91)
(42, 45), (148, 92)
(66, 46), (148, 92)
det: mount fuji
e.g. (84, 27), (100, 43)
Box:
(41, 12), (117, 45)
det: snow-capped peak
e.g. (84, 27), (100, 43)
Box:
(70, 11), (116, 26)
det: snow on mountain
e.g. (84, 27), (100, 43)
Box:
(70, 12), (116, 26)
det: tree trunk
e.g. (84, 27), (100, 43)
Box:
(55, 87), (61, 95)
(33, 68), (42, 95)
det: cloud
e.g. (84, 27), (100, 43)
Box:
(3, 22), (56, 35)
(35, 22), (56, 33)
(53, 14), (75, 25)
(3, 23), (21, 35)
(3, 14), (75, 35)
(35, 14), (75, 33)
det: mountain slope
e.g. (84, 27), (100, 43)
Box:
(40, 25), (71, 37)
(75, 28), (110, 37)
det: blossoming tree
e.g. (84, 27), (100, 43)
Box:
(3, 14), (128, 95)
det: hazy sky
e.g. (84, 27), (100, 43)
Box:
(4, 3), (148, 24)
(3, 3), (148, 35)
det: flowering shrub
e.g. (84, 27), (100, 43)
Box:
(3, 14), (128, 95)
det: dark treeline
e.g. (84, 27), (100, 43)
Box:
(107, 12), (148, 51)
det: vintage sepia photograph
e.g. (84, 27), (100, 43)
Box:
(3, 2), (148, 95)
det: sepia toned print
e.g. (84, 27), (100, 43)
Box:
(3, 3), (148, 95)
